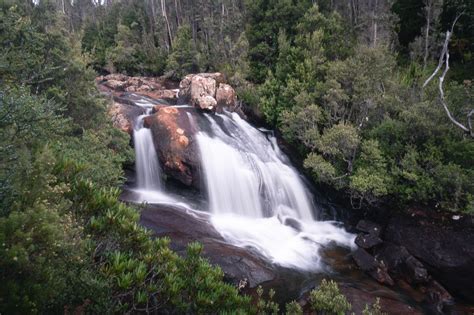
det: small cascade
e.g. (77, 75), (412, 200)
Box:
(133, 108), (162, 190)
(128, 94), (354, 270)
(130, 97), (190, 206)
(195, 111), (354, 270)
(197, 112), (314, 220)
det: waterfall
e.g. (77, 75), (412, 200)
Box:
(195, 112), (354, 270)
(197, 112), (313, 220)
(130, 95), (354, 270)
(134, 108), (162, 190)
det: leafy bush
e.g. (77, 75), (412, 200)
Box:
(285, 300), (303, 315)
(362, 298), (386, 315)
(309, 279), (351, 315)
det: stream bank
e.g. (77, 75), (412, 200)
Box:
(103, 73), (474, 314)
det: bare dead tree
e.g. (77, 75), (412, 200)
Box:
(161, 0), (173, 51)
(423, 12), (473, 137)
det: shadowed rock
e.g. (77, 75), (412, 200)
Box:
(384, 214), (474, 302)
(355, 233), (383, 249)
(139, 204), (276, 288)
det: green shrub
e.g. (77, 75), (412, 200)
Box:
(286, 300), (303, 315)
(362, 298), (386, 315)
(309, 279), (351, 315)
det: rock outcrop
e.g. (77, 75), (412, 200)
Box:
(351, 210), (474, 313)
(108, 101), (146, 134)
(178, 73), (242, 115)
(139, 203), (276, 288)
(144, 107), (201, 188)
(384, 213), (474, 302)
(97, 74), (179, 101)
(297, 280), (423, 315)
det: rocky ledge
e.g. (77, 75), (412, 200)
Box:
(351, 209), (474, 313)
(100, 72), (242, 188)
(137, 202), (276, 289)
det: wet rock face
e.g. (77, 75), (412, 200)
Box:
(384, 215), (474, 302)
(139, 204), (276, 288)
(355, 233), (383, 249)
(144, 107), (201, 188)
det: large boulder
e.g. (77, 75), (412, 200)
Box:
(384, 214), (474, 302)
(216, 83), (237, 112)
(104, 79), (128, 91)
(355, 233), (383, 249)
(144, 107), (201, 188)
(180, 74), (218, 110)
(178, 73), (239, 113)
(352, 248), (394, 286)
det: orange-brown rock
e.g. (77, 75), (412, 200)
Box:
(144, 107), (200, 187)
(105, 73), (129, 82)
(108, 101), (145, 134)
(142, 89), (179, 100)
(99, 74), (178, 98)
(216, 83), (237, 111)
(104, 79), (128, 91)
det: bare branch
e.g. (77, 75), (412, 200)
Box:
(422, 12), (473, 137)
(422, 31), (451, 88)
(438, 37), (470, 133)
(423, 12), (463, 88)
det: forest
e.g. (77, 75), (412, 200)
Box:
(0, 0), (473, 314)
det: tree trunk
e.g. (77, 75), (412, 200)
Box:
(423, 0), (432, 70)
(161, 0), (173, 50)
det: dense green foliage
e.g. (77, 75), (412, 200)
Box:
(0, 2), (254, 313)
(78, 0), (246, 76)
(248, 3), (474, 213)
(1, 0), (473, 313)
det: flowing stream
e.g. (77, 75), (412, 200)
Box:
(195, 112), (354, 270)
(132, 101), (354, 271)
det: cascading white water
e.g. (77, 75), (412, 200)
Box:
(197, 113), (314, 220)
(134, 108), (162, 190)
(130, 94), (353, 270)
(196, 111), (355, 270)
(131, 99), (180, 204)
